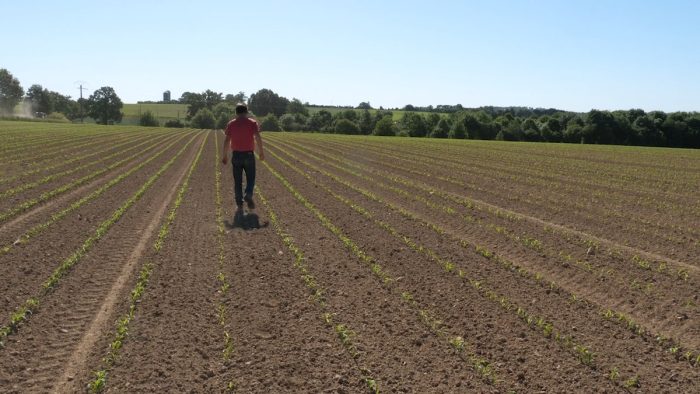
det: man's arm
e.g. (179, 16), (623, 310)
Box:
(221, 133), (230, 165)
(254, 132), (264, 161)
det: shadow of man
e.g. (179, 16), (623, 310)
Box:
(225, 210), (268, 230)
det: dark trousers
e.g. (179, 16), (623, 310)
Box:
(231, 151), (256, 206)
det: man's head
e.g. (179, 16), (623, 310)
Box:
(235, 103), (248, 116)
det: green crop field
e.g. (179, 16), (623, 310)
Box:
(121, 103), (188, 124)
(3, 121), (698, 393)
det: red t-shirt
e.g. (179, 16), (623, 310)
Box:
(225, 117), (260, 152)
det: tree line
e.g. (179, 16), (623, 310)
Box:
(0, 68), (124, 124)
(2, 67), (698, 148)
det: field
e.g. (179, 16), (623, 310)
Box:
(121, 103), (188, 125)
(0, 120), (699, 393)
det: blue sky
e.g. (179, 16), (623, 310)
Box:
(2, 0), (699, 112)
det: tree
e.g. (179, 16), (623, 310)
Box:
(213, 102), (235, 120)
(248, 88), (289, 117)
(0, 68), (24, 114)
(191, 108), (216, 129)
(26, 84), (54, 114)
(87, 86), (123, 124)
(583, 110), (617, 144)
(358, 109), (374, 134)
(225, 91), (247, 104)
(632, 115), (663, 146)
(50, 91), (79, 120)
(430, 118), (450, 138)
(260, 114), (281, 131)
(448, 121), (467, 139)
(139, 111), (160, 127)
(334, 118), (360, 134)
(287, 98), (309, 116)
(203, 89), (223, 109)
(400, 112), (427, 137)
(280, 114), (301, 131)
(357, 102), (373, 110)
(180, 92), (204, 119)
(306, 110), (333, 132)
(373, 116), (396, 136)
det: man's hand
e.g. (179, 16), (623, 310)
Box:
(258, 151), (265, 161)
(221, 156), (228, 165)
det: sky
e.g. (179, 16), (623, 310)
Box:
(2, 0), (699, 112)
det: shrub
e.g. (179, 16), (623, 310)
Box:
(373, 116), (396, 136)
(164, 119), (185, 128)
(46, 112), (70, 123)
(334, 118), (360, 134)
(190, 108), (216, 129)
(139, 110), (160, 127)
(260, 114), (281, 131)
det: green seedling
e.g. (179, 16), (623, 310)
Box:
(623, 376), (640, 388)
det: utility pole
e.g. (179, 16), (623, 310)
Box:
(78, 84), (88, 123)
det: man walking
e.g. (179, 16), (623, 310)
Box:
(221, 103), (264, 211)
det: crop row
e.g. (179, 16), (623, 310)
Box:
(213, 136), (236, 391)
(0, 134), (145, 184)
(0, 130), (168, 199)
(312, 136), (697, 229)
(0, 128), (133, 167)
(0, 131), (194, 256)
(274, 136), (697, 284)
(89, 133), (207, 392)
(256, 187), (380, 393)
(0, 129), (194, 224)
(356, 136), (700, 196)
(267, 139), (700, 362)
(264, 142), (698, 386)
(0, 133), (200, 348)
(308, 138), (700, 248)
(356, 137), (700, 227)
(260, 159), (511, 389)
(0, 129), (170, 186)
(276, 136), (699, 316)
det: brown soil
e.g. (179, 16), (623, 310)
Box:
(0, 129), (698, 393)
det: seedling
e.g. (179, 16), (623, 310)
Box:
(623, 376), (640, 388)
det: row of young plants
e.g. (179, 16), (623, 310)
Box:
(255, 187), (381, 393)
(279, 137), (700, 342)
(213, 136), (236, 392)
(0, 128), (140, 171)
(261, 159), (512, 390)
(280, 136), (697, 283)
(360, 135), (700, 199)
(269, 140), (658, 299)
(0, 133), (200, 348)
(89, 133), (208, 392)
(0, 130), (187, 224)
(0, 127), (107, 156)
(0, 130), (170, 199)
(0, 129), (162, 186)
(265, 141), (699, 375)
(314, 135), (698, 233)
(263, 146), (609, 372)
(0, 131), (194, 256)
(270, 138), (700, 346)
(359, 137), (700, 235)
(314, 137), (700, 246)
(0, 128), (131, 166)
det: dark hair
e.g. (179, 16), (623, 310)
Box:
(235, 103), (248, 114)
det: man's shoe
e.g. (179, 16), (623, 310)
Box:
(244, 195), (255, 209)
